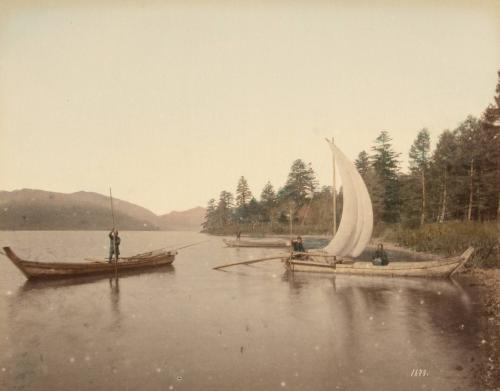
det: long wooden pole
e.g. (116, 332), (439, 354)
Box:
(326, 137), (337, 237)
(289, 203), (294, 257)
(213, 254), (288, 270)
(109, 188), (118, 277)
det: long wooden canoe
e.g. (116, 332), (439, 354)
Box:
(223, 238), (290, 248)
(284, 247), (474, 278)
(2, 246), (176, 280)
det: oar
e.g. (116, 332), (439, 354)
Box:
(292, 252), (336, 258)
(129, 240), (208, 258)
(172, 240), (207, 252)
(84, 240), (208, 262)
(213, 254), (288, 270)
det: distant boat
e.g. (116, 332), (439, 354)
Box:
(285, 139), (473, 278)
(223, 239), (290, 248)
(2, 246), (176, 280)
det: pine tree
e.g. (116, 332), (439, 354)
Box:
(217, 191), (234, 227)
(260, 182), (276, 207)
(247, 197), (261, 227)
(354, 151), (370, 178)
(280, 159), (318, 206)
(260, 181), (276, 224)
(430, 130), (459, 222)
(235, 176), (252, 208)
(371, 131), (401, 223)
(455, 116), (482, 220)
(202, 198), (217, 231)
(481, 70), (500, 222)
(409, 128), (431, 226)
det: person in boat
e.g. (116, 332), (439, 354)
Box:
(108, 228), (121, 262)
(291, 236), (306, 259)
(372, 243), (389, 266)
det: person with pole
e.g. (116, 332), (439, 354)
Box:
(108, 228), (121, 263)
(108, 188), (120, 275)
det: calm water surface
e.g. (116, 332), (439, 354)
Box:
(0, 231), (488, 390)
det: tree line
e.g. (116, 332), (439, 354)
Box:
(203, 72), (500, 235)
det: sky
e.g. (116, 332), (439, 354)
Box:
(0, 1), (499, 214)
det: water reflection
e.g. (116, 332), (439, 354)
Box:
(280, 271), (481, 389)
(19, 265), (175, 292)
(0, 232), (488, 391)
(109, 277), (121, 318)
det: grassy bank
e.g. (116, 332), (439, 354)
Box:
(378, 221), (499, 267)
(206, 220), (499, 267)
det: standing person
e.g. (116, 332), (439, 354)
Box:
(236, 230), (242, 241)
(372, 243), (389, 266)
(108, 228), (121, 263)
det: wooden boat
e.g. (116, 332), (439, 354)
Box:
(284, 247), (474, 278)
(2, 246), (176, 280)
(223, 238), (290, 248)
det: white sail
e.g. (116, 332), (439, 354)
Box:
(351, 160), (373, 257)
(324, 142), (373, 257)
(323, 144), (357, 256)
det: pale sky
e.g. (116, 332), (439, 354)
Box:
(0, 1), (499, 214)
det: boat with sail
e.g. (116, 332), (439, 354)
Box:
(283, 138), (474, 278)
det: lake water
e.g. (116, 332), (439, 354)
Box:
(0, 231), (489, 390)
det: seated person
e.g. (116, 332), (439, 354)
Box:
(372, 243), (389, 266)
(291, 236), (306, 259)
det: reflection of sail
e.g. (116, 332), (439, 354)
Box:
(324, 142), (373, 257)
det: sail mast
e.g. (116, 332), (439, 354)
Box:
(325, 137), (337, 237)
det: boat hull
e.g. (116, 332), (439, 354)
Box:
(284, 247), (473, 278)
(2, 247), (175, 280)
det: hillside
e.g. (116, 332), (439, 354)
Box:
(0, 189), (204, 231)
(158, 207), (205, 231)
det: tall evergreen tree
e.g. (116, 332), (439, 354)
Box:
(354, 150), (370, 178)
(258, 181), (276, 224)
(430, 130), (459, 222)
(481, 70), (500, 222)
(456, 116), (482, 220)
(202, 198), (217, 231)
(260, 182), (276, 206)
(217, 191), (234, 226)
(247, 197), (262, 227)
(280, 159), (318, 206)
(235, 176), (252, 207)
(409, 128), (431, 226)
(371, 131), (401, 223)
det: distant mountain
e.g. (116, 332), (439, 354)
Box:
(0, 189), (204, 231)
(158, 207), (205, 231)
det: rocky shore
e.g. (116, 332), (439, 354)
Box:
(460, 268), (500, 390)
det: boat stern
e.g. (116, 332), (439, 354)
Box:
(2, 247), (32, 279)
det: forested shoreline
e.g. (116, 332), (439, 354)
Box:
(203, 73), (500, 264)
